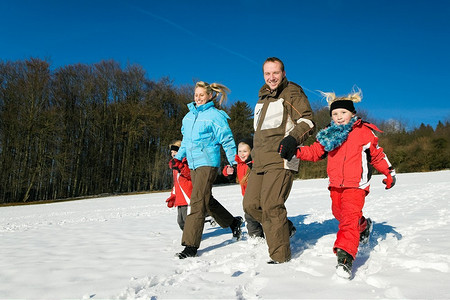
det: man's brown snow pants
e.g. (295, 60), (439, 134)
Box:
(243, 168), (294, 263)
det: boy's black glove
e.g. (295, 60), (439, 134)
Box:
(278, 135), (297, 161)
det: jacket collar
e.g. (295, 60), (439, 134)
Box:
(188, 100), (215, 114)
(258, 77), (289, 98)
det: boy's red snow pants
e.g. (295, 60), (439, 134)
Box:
(330, 187), (368, 258)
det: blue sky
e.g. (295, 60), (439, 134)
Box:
(1, 0), (449, 129)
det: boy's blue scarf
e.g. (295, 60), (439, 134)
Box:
(316, 117), (358, 152)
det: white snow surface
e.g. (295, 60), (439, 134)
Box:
(1, 171), (450, 299)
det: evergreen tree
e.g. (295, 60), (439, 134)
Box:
(227, 100), (253, 143)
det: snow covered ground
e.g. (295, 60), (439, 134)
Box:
(1, 171), (449, 299)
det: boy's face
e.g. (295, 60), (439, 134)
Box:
(238, 143), (251, 161)
(331, 108), (355, 125)
(170, 150), (178, 158)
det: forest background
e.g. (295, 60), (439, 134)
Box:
(1, 58), (449, 204)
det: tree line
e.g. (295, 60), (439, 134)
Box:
(0, 58), (448, 204)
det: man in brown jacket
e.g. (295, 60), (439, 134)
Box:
(243, 57), (315, 263)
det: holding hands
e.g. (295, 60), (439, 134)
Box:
(226, 165), (236, 175)
(222, 164), (237, 181)
(278, 135), (297, 161)
(169, 158), (182, 171)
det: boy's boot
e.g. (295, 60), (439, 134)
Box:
(205, 217), (217, 227)
(336, 248), (353, 279)
(230, 216), (243, 240)
(177, 246), (198, 259)
(245, 213), (264, 239)
(359, 217), (373, 244)
(288, 219), (296, 238)
(267, 257), (291, 264)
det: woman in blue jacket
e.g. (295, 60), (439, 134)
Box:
(173, 81), (243, 259)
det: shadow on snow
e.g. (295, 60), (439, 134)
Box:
(289, 215), (403, 275)
(198, 225), (237, 255)
(197, 214), (402, 273)
(352, 221), (403, 274)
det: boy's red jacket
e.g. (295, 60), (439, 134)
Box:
(167, 158), (192, 206)
(297, 119), (392, 192)
(222, 154), (252, 196)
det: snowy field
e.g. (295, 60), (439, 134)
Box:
(1, 171), (450, 299)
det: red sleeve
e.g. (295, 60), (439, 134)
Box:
(296, 141), (326, 162)
(222, 166), (229, 177)
(369, 133), (392, 175)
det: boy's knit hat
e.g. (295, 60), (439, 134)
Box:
(329, 100), (356, 116)
(238, 138), (253, 149)
(169, 140), (181, 151)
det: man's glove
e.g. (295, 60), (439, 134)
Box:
(278, 135), (298, 161)
(166, 197), (175, 208)
(382, 170), (396, 189)
(169, 158), (182, 171)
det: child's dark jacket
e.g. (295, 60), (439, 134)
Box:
(297, 119), (392, 192)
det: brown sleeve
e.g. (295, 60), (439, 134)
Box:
(285, 85), (315, 144)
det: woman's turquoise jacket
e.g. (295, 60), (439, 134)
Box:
(175, 101), (237, 169)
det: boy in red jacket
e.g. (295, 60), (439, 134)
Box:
(296, 89), (396, 279)
(224, 139), (297, 240)
(223, 139), (264, 238)
(166, 141), (193, 230)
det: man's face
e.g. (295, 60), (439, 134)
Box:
(263, 61), (285, 91)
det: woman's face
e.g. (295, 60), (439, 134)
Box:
(238, 143), (251, 161)
(194, 87), (212, 106)
(331, 108), (355, 125)
(170, 150), (177, 158)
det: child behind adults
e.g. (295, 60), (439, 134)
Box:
(166, 141), (216, 231)
(222, 139), (264, 239)
(166, 140), (192, 230)
(296, 89), (396, 279)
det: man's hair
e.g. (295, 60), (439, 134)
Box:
(263, 57), (285, 72)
